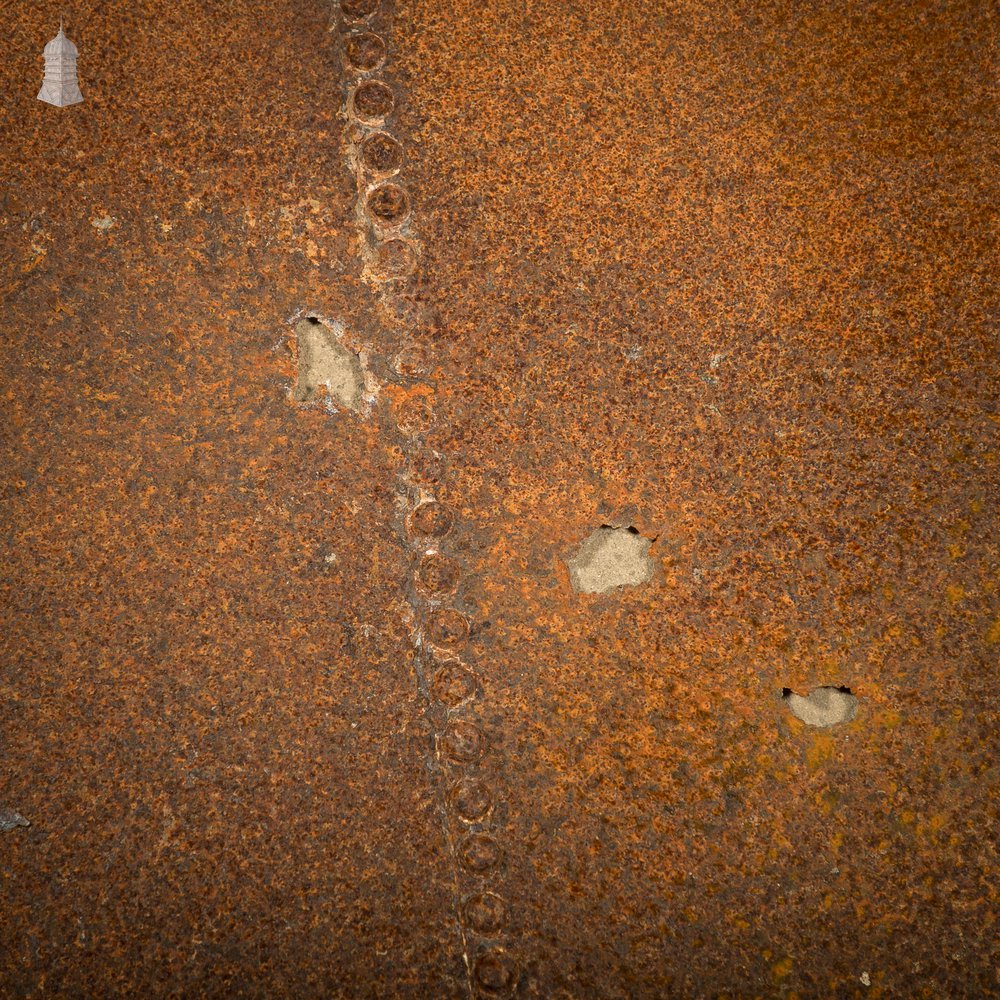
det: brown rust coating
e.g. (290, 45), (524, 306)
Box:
(0, 0), (464, 996)
(390, 0), (998, 996)
(1, 0), (997, 998)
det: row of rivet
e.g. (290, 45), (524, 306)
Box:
(336, 2), (518, 994)
(406, 500), (519, 993)
(340, 0), (417, 284)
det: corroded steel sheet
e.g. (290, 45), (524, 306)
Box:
(1, 1), (996, 998)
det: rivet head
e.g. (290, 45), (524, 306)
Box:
(352, 79), (394, 123)
(394, 392), (435, 436)
(360, 132), (403, 176)
(430, 663), (478, 707)
(372, 238), (416, 279)
(345, 32), (386, 72)
(340, 0), (379, 19)
(459, 833), (503, 873)
(464, 892), (507, 936)
(415, 551), (460, 597)
(473, 948), (518, 993)
(367, 182), (411, 227)
(440, 720), (483, 764)
(407, 500), (452, 538)
(393, 342), (432, 378)
(451, 776), (492, 822)
(425, 608), (470, 647)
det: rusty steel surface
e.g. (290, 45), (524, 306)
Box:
(1, 0), (997, 998)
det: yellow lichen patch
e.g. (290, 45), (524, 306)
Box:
(806, 732), (836, 772)
(767, 832), (795, 863)
(931, 812), (950, 832)
(985, 617), (1000, 645)
(815, 787), (840, 816)
(22, 245), (48, 272)
(772, 956), (794, 981)
(756, 748), (792, 782)
(875, 708), (902, 729)
(785, 713), (806, 735)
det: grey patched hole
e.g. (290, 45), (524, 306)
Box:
(0, 807), (30, 832)
(567, 524), (655, 594)
(292, 316), (367, 413)
(782, 686), (858, 727)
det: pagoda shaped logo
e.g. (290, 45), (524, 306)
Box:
(38, 21), (83, 107)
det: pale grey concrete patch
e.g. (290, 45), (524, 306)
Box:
(0, 807), (30, 832)
(292, 316), (366, 412)
(568, 526), (655, 594)
(783, 686), (858, 727)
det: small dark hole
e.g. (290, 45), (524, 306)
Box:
(782, 685), (853, 698)
(306, 316), (322, 325)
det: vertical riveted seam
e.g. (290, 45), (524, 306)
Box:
(330, 1), (520, 995)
